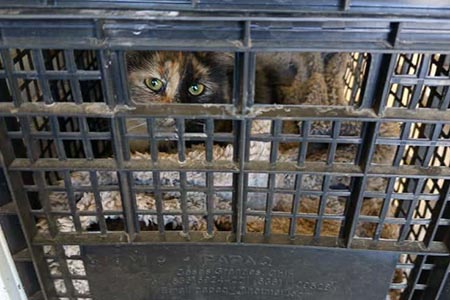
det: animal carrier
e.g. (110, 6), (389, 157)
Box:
(0, 1), (449, 300)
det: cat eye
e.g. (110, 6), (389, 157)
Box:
(144, 78), (164, 92)
(188, 83), (205, 96)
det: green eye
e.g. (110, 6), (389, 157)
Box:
(144, 78), (164, 92)
(188, 83), (205, 96)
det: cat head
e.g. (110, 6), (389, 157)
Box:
(127, 51), (233, 105)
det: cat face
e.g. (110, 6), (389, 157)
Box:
(127, 51), (233, 105)
(126, 51), (234, 153)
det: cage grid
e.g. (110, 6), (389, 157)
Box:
(0, 4), (449, 300)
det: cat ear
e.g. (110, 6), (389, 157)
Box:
(125, 51), (156, 71)
(125, 51), (144, 71)
(196, 52), (234, 67)
(216, 52), (234, 67)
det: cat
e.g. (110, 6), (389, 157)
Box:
(126, 51), (235, 152)
(125, 51), (348, 153)
(126, 50), (277, 107)
(127, 51), (233, 106)
(126, 51), (384, 167)
(257, 52), (349, 106)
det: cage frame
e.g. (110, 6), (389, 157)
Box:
(0, 5), (449, 300)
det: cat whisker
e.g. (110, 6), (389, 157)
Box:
(126, 121), (147, 132)
(188, 120), (206, 126)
